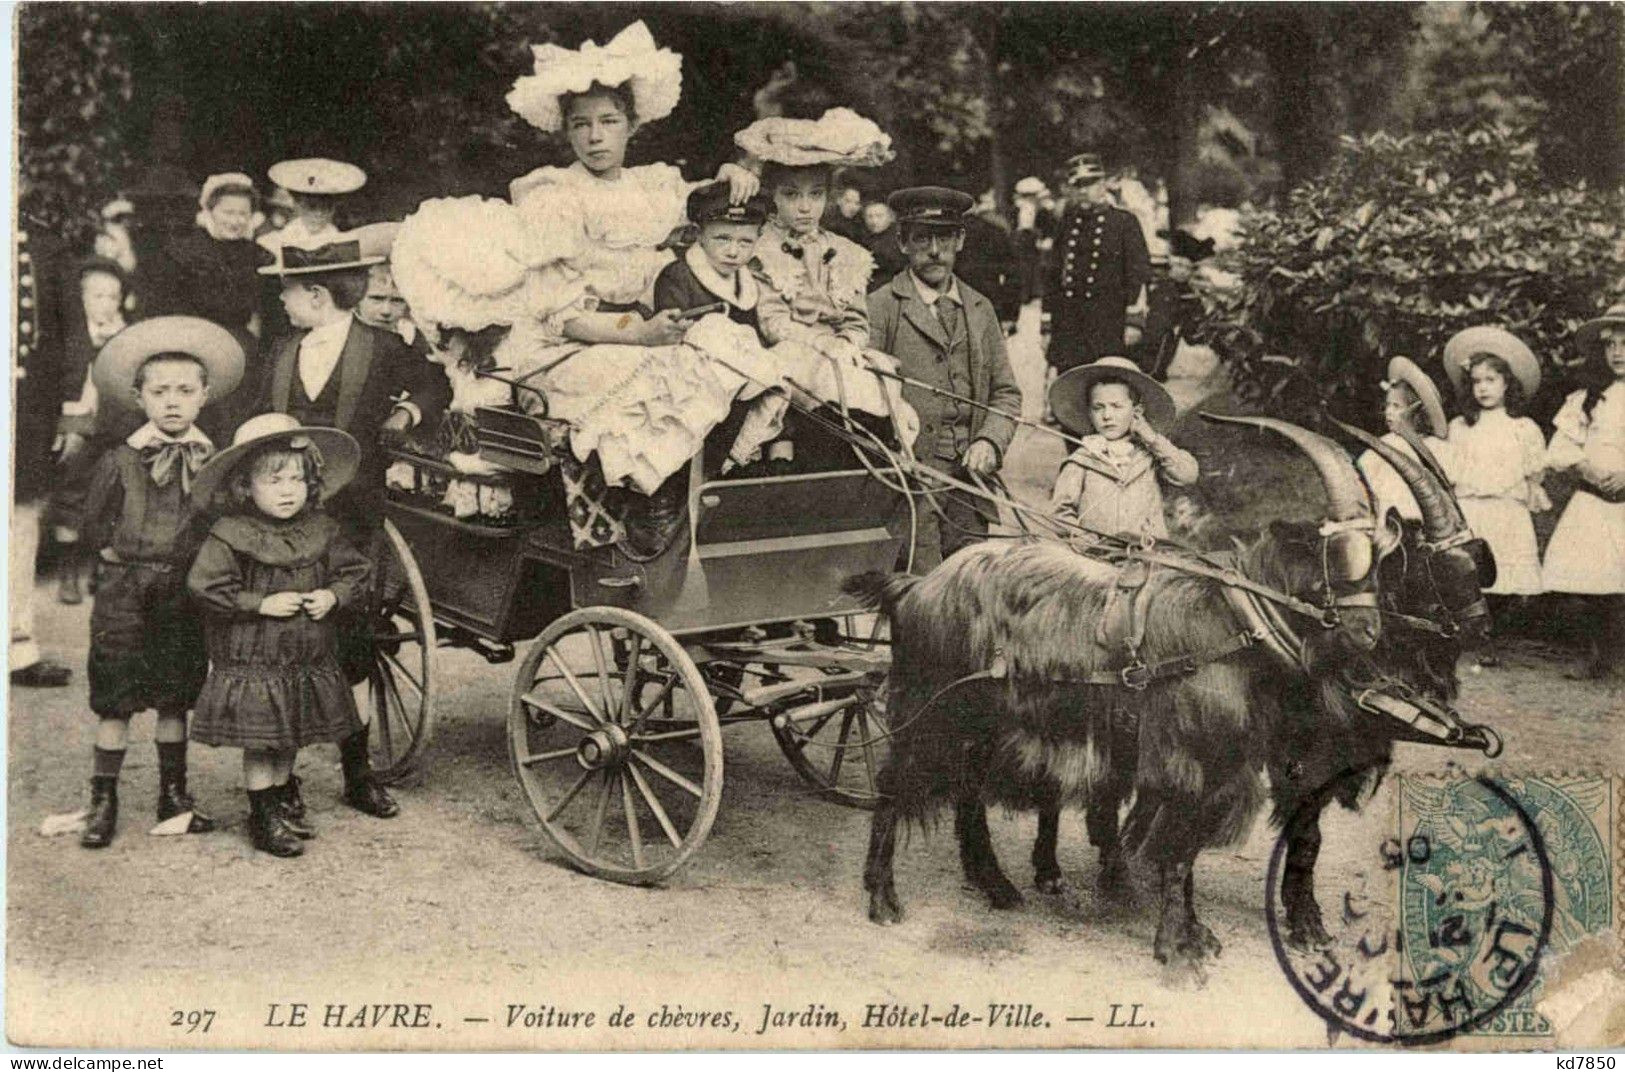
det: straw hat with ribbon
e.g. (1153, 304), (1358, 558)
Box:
(1383, 356), (1448, 439)
(93, 316), (245, 413)
(1442, 325), (1541, 397)
(256, 236), (385, 278)
(1048, 356), (1176, 435)
(190, 413), (361, 510)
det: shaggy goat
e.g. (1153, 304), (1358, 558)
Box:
(848, 418), (1389, 975)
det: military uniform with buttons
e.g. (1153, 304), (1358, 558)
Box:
(1042, 154), (1150, 374)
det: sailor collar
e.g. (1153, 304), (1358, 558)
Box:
(684, 243), (758, 311)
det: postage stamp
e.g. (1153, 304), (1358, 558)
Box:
(1266, 770), (1620, 1048)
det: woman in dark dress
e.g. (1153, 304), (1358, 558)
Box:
(146, 173), (264, 433)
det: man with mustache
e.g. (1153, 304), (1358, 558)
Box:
(867, 186), (1022, 571)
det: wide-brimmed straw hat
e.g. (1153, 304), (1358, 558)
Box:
(1442, 325), (1540, 397)
(1574, 302), (1625, 356)
(190, 413), (361, 509)
(1383, 356), (1448, 439)
(92, 316), (245, 413)
(257, 236), (385, 277)
(1049, 356), (1176, 435)
(267, 158), (366, 197)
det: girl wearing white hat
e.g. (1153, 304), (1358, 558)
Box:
(1442, 326), (1549, 663)
(1541, 304), (1625, 678)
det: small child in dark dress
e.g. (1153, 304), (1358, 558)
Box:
(186, 414), (373, 857)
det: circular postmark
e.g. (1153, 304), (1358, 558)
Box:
(1265, 772), (1555, 1045)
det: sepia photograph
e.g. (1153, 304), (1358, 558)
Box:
(6, 1), (1623, 1054)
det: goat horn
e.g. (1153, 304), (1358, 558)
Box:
(1389, 422), (1469, 531)
(1200, 412), (1371, 521)
(1331, 418), (1458, 543)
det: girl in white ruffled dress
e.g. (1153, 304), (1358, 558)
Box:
(1443, 326), (1549, 665)
(501, 21), (785, 500)
(1541, 305), (1625, 678)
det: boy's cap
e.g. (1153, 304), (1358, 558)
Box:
(888, 186), (973, 229)
(1067, 153), (1106, 184)
(93, 316), (245, 413)
(1014, 176), (1047, 197)
(1049, 356), (1175, 435)
(257, 236), (385, 277)
(686, 185), (768, 227)
(190, 413), (361, 508)
(267, 158), (366, 197)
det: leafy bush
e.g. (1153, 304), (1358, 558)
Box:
(1192, 124), (1624, 423)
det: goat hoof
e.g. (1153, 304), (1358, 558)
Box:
(984, 878), (1024, 911)
(868, 889), (905, 926)
(1185, 920), (1223, 959)
(1285, 910), (1332, 952)
(1035, 872), (1064, 895)
(1097, 861), (1132, 901)
(1039, 878), (1085, 915)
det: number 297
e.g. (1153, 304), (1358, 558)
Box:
(171, 1009), (216, 1033)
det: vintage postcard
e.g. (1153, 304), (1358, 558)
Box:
(8, 1), (1623, 1053)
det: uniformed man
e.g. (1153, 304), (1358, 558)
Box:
(1041, 152), (1150, 382)
(867, 186), (1023, 572)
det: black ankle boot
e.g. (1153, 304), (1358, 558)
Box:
(276, 779), (315, 840)
(247, 788), (303, 858)
(281, 772), (307, 822)
(80, 776), (118, 849)
(340, 727), (399, 818)
(157, 772), (217, 833)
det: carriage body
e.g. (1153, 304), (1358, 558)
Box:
(367, 403), (903, 884)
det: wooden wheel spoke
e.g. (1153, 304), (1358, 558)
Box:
(381, 648), (424, 698)
(626, 763), (683, 849)
(619, 633), (644, 722)
(629, 748), (702, 799)
(371, 672), (397, 760)
(857, 710), (880, 790)
(585, 625), (618, 721)
(827, 709), (857, 785)
(547, 767), (597, 825)
(586, 771), (614, 856)
(519, 693), (598, 733)
(517, 746), (578, 767)
(629, 725), (704, 745)
(625, 674), (679, 736)
(380, 666), (419, 750)
(621, 773), (645, 869)
(544, 646), (605, 724)
(789, 706), (844, 753)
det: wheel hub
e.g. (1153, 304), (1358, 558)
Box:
(576, 724), (630, 770)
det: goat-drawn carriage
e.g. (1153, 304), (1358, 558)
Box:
(359, 377), (1510, 976)
(362, 400), (905, 884)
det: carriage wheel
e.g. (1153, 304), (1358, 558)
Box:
(770, 671), (888, 809)
(362, 519), (438, 783)
(509, 607), (723, 884)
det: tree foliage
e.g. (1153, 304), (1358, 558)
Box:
(17, 4), (137, 247)
(1195, 125), (1625, 422)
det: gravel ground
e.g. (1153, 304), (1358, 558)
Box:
(8, 305), (1619, 1050)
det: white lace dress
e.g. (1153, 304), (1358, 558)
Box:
(1542, 384), (1625, 594)
(503, 163), (787, 494)
(1448, 410), (1548, 595)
